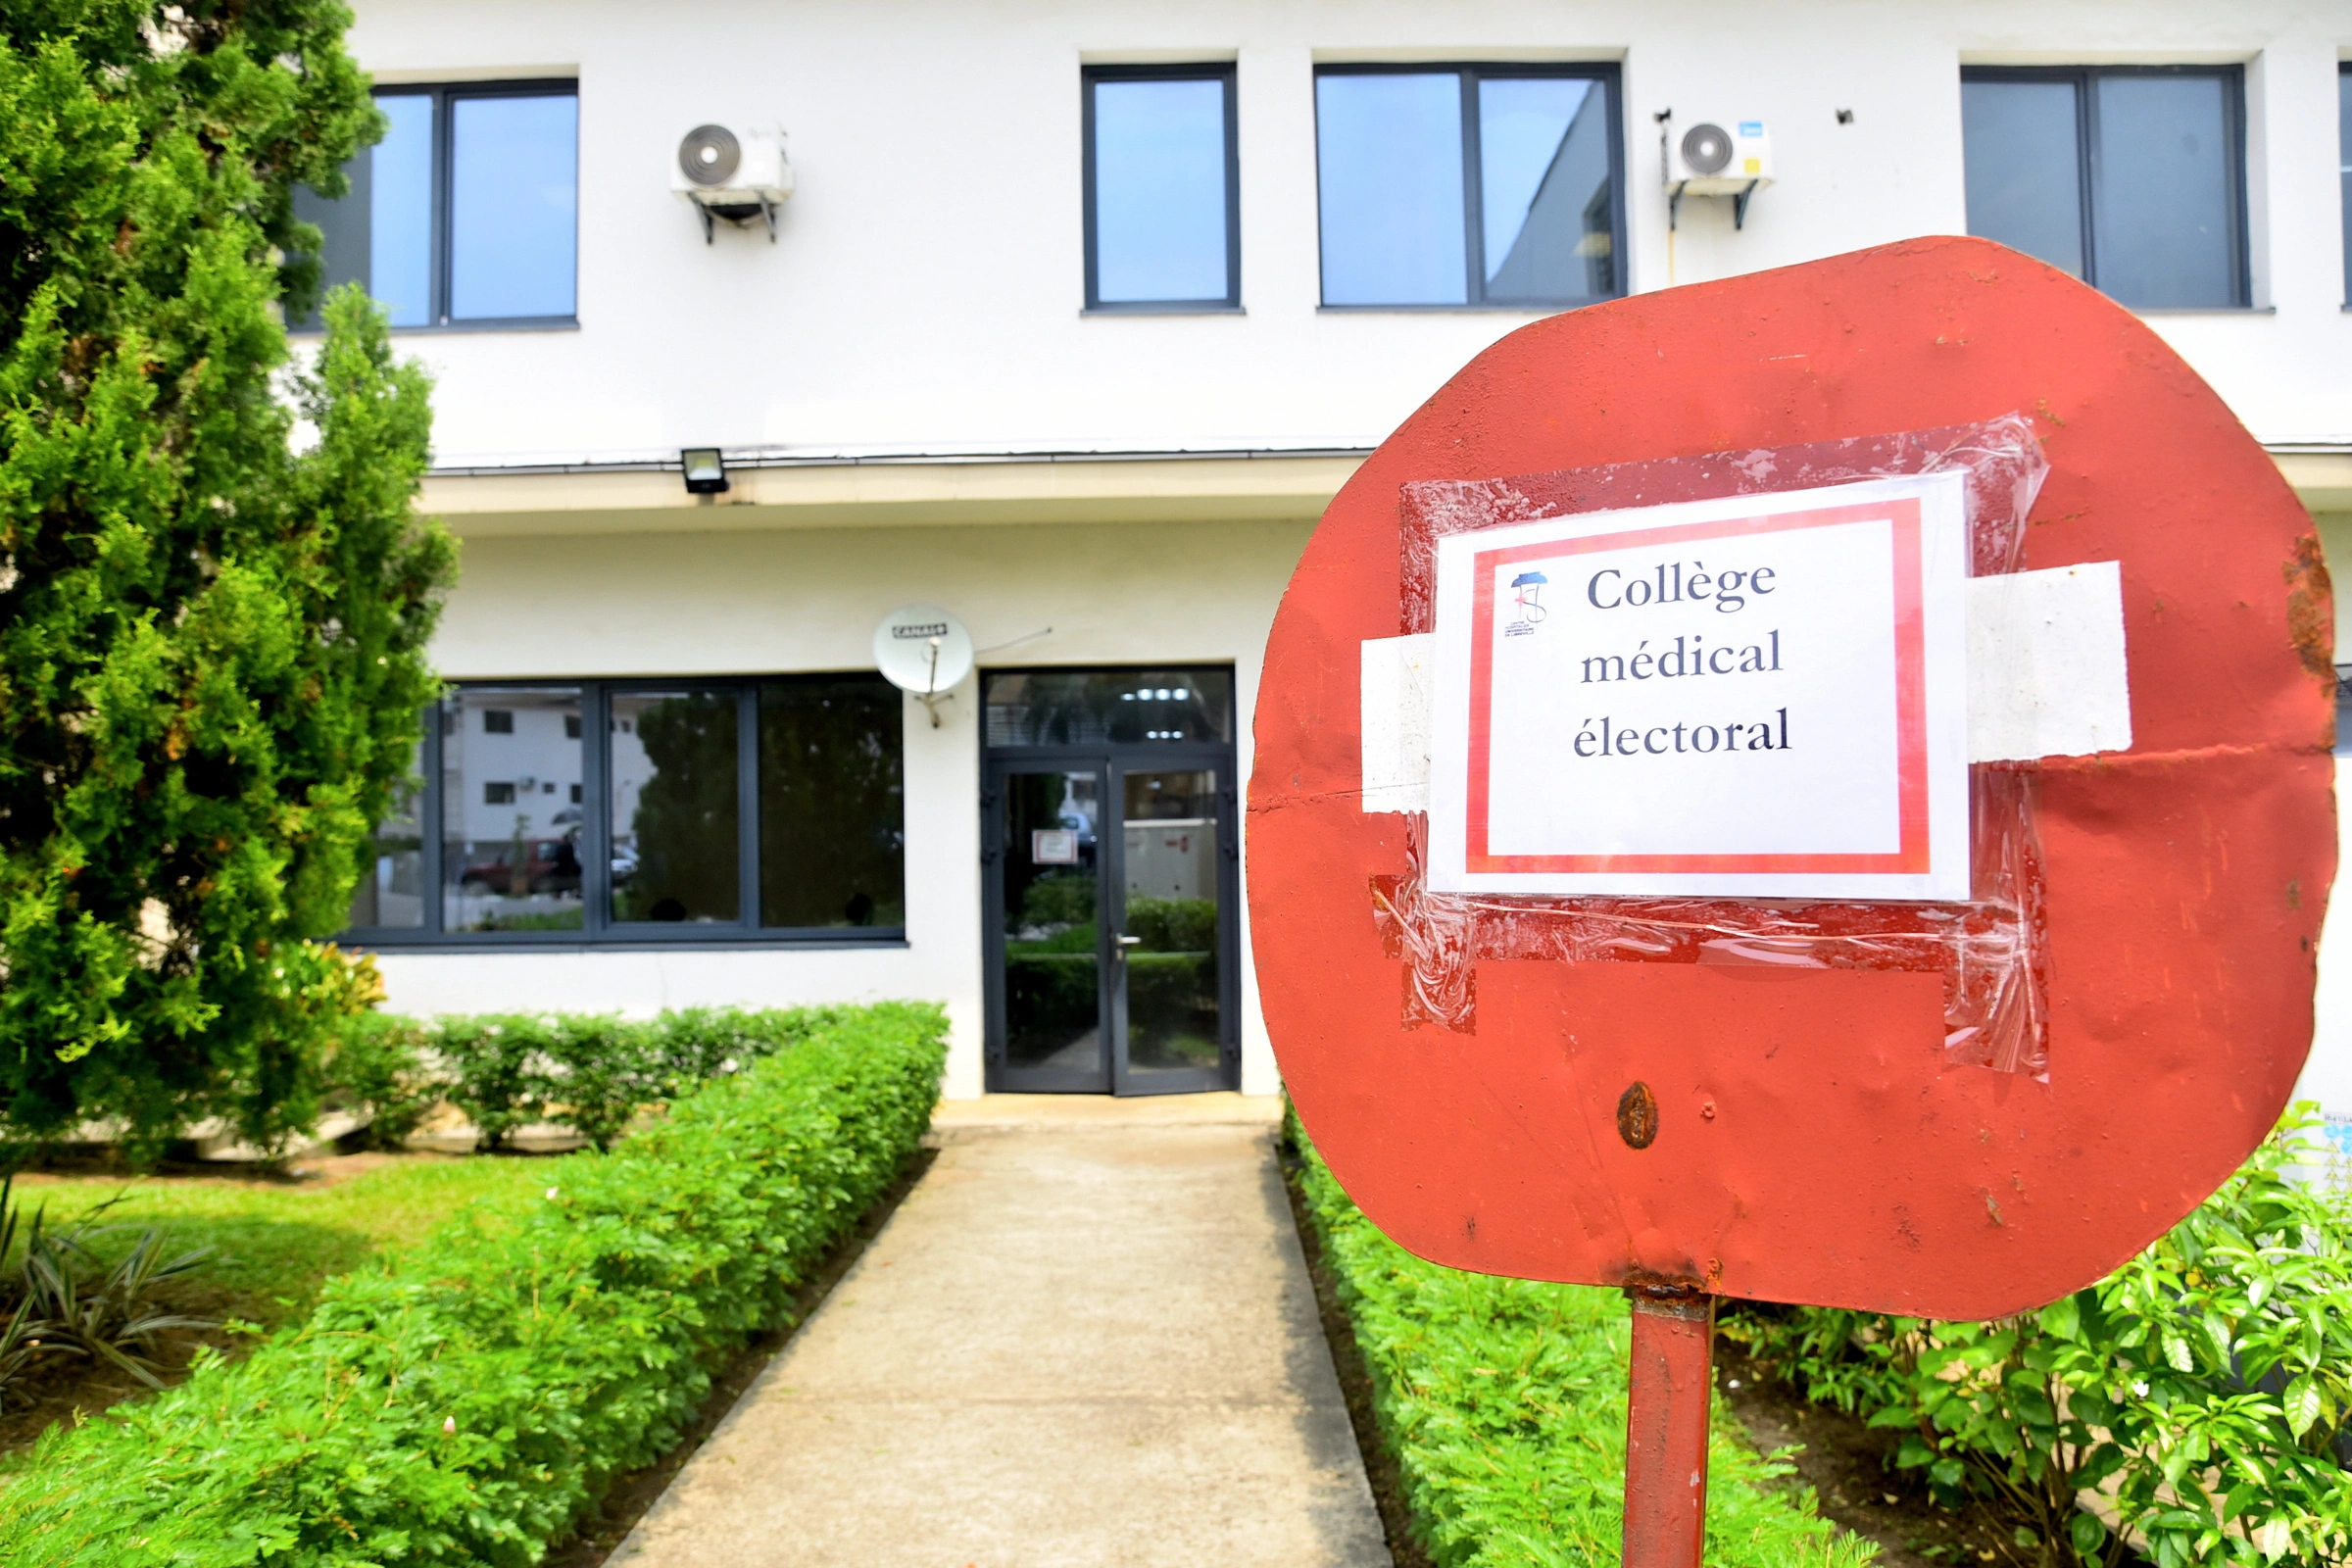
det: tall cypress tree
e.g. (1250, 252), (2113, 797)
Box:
(0, 0), (452, 1154)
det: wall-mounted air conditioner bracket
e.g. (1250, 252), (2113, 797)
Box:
(1733, 180), (1760, 231)
(691, 195), (782, 246)
(1667, 178), (1765, 233)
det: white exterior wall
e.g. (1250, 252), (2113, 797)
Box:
(342, 0), (2352, 1104)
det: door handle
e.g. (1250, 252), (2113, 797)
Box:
(1115, 935), (1144, 951)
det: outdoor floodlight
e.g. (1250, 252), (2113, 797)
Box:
(681, 448), (729, 495)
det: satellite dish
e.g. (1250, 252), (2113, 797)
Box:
(873, 605), (974, 726)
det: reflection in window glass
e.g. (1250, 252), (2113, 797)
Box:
(450, 94), (578, 319)
(1121, 769), (1222, 1077)
(1091, 74), (1231, 305)
(1479, 76), (1614, 301)
(1317, 73), (1467, 306)
(369, 94), (435, 324)
(291, 92), (432, 328)
(442, 688), (584, 932)
(2092, 74), (2235, 309)
(348, 740), (425, 929)
(984, 668), (1235, 748)
(1963, 79), (2085, 278)
(759, 677), (906, 928)
(611, 689), (739, 923)
(1961, 68), (2243, 309)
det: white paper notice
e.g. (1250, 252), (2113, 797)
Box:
(1427, 473), (1972, 900)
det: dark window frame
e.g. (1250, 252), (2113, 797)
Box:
(1080, 63), (1243, 314)
(2340, 64), (2351, 307)
(1311, 61), (1627, 312)
(292, 78), (580, 334)
(342, 673), (907, 950)
(1960, 64), (2251, 309)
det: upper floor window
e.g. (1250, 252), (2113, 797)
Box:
(1961, 66), (2248, 310)
(2340, 65), (2350, 304)
(1083, 65), (1239, 311)
(1314, 64), (1624, 310)
(294, 81), (579, 330)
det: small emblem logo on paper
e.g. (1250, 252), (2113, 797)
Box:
(1506, 571), (1548, 637)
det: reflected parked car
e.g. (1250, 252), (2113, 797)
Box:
(459, 838), (583, 895)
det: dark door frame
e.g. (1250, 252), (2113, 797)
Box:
(982, 742), (1241, 1095)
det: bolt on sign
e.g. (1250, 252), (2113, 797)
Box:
(1248, 236), (2334, 1568)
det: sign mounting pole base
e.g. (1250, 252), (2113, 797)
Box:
(1623, 1287), (1715, 1568)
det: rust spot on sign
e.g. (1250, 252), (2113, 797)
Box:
(1618, 1082), (1660, 1149)
(2282, 533), (2334, 689)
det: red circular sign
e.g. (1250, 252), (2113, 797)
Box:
(1249, 236), (2333, 1319)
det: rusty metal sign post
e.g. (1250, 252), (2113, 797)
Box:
(1249, 237), (2331, 1565)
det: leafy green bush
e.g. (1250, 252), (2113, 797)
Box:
(1289, 1112), (1875, 1568)
(0, 1001), (947, 1566)
(1724, 1109), (2352, 1568)
(328, 1005), (847, 1152)
(0, 0), (454, 1156)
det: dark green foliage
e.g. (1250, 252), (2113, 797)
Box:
(332, 1005), (845, 1152)
(756, 678), (904, 928)
(1724, 1108), (2352, 1568)
(0, 1001), (947, 1565)
(617, 691), (738, 922)
(0, 0), (453, 1154)
(1289, 1112), (1875, 1568)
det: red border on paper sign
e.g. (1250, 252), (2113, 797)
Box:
(1463, 497), (1930, 874)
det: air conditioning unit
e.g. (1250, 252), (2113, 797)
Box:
(1663, 118), (1773, 194)
(672, 122), (794, 243)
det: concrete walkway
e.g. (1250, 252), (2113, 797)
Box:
(611, 1094), (1390, 1568)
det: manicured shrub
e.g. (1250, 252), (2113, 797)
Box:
(0, 1001), (947, 1566)
(1289, 1113), (1876, 1568)
(329, 1005), (857, 1152)
(1723, 1108), (2352, 1568)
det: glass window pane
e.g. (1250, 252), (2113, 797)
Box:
(450, 93), (577, 320)
(441, 687), (584, 932)
(2342, 70), (2352, 303)
(611, 689), (739, 923)
(1479, 76), (1613, 303)
(759, 677), (905, 929)
(1963, 78), (2085, 278)
(347, 736), (425, 929)
(2092, 74), (2238, 307)
(1003, 769), (1102, 1072)
(1092, 76), (1230, 303)
(984, 668), (1234, 748)
(1316, 73), (1467, 305)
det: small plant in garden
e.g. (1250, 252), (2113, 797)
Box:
(0, 1174), (216, 1404)
(1726, 1107), (2352, 1568)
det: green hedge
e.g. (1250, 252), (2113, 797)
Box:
(330, 1004), (848, 1151)
(1288, 1113), (1876, 1568)
(0, 1002), (947, 1566)
(1723, 1109), (2352, 1568)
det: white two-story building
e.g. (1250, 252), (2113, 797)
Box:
(318, 0), (2352, 1127)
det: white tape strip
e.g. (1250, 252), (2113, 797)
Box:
(1360, 633), (1433, 813)
(1359, 562), (2131, 812)
(1964, 561), (2132, 762)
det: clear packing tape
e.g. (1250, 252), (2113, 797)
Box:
(1371, 416), (2053, 1076)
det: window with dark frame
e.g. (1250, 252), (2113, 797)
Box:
(292, 80), (579, 330)
(1961, 66), (2249, 310)
(1313, 63), (1625, 311)
(343, 675), (906, 943)
(1082, 64), (1240, 312)
(2340, 65), (2351, 305)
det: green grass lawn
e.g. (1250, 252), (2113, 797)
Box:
(8, 1154), (553, 1331)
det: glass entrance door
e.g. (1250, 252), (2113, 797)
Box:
(1113, 766), (1228, 1094)
(995, 766), (1109, 1092)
